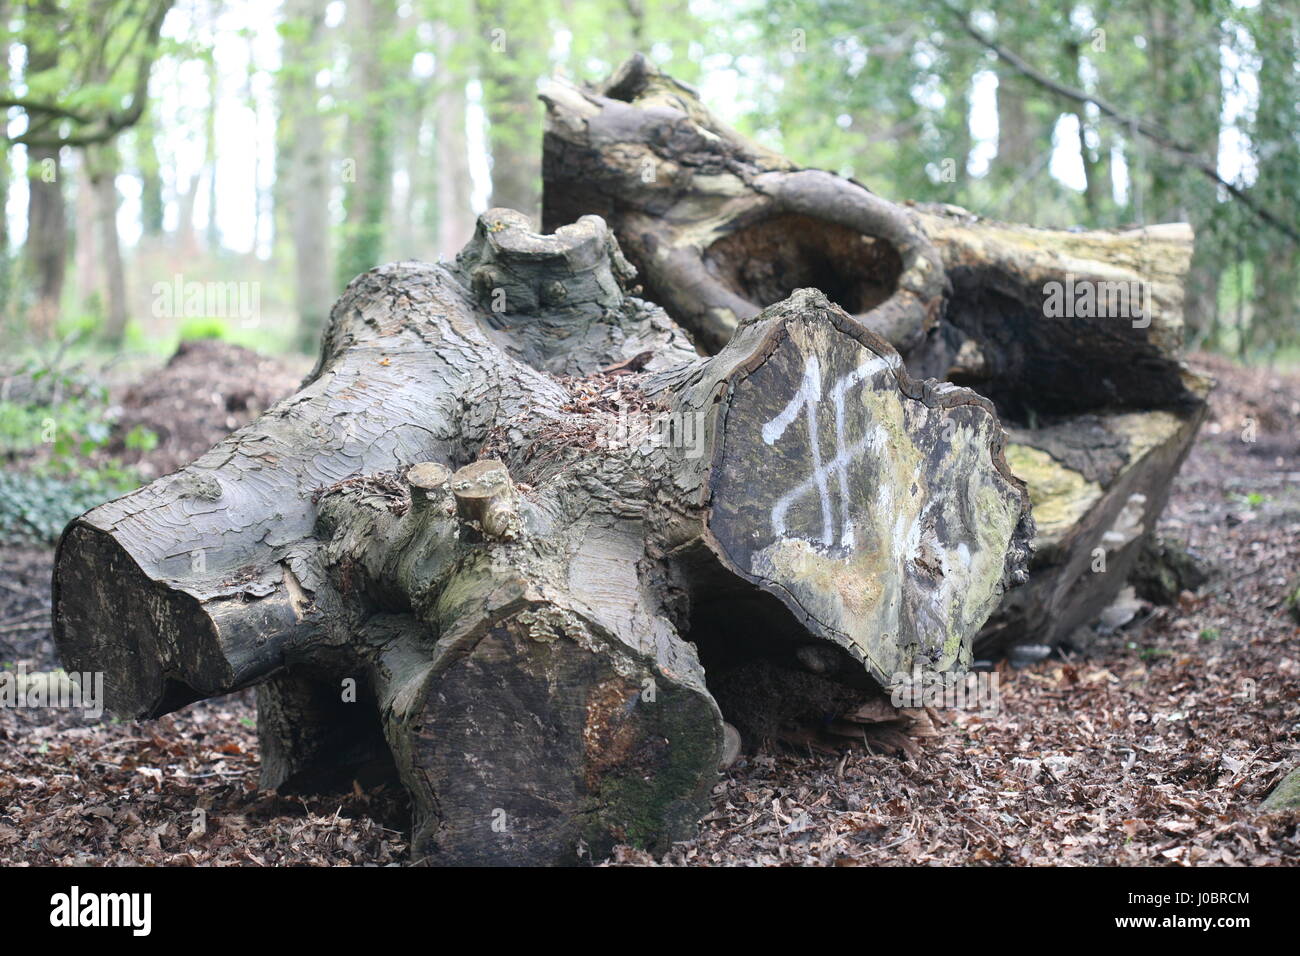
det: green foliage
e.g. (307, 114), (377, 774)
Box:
(2, 0), (1296, 359)
(0, 360), (146, 545)
(0, 364), (112, 460)
(178, 316), (232, 341)
(123, 424), (159, 453)
(1, 0), (173, 149)
(0, 468), (137, 545)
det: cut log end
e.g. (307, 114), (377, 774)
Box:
(381, 597), (722, 866)
(55, 522), (214, 719)
(681, 290), (1032, 683)
(450, 459), (522, 541)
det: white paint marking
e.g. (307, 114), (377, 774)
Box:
(763, 354), (892, 548)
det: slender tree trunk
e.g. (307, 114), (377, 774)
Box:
(204, 52), (220, 251)
(24, 144), (66, 340)
(335, 0), (396, 289)
(1063, 39), (1108, 222)
(475, 0), (541, 218)
(434, 26), (475, 256)
(279, 0), (334, 351)
(994, 71), (1050, 221)
(175, 172), (200, 260)
(87, 144), (128, 345)
(22, 2), (66, 339)
(1143, 2), (1182, 224)
(74, 155), (102, 318)
(1248, 10), (1299, 352)
(0, 1), (10, 316)
(137, 116), (165, 239)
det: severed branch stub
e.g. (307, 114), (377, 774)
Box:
(54, 207), (1030, 865)
(542, 55), (1212, 657)
(450, 460), (521, 541)
(406, 461), (451, 512)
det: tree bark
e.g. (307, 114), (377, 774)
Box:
(20, 1), (65, 339)
(540, 55), (1212, 656)
(73, 156), (101, 317)
(24, 144), (66, 340)
(54, 208), (1030, 864)
(0, 0), (10, 312)
(137, 116), (165, 239)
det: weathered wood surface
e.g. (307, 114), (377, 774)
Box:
(909, 209), (1212, 651)
(541, 55), (945, 355)
(55, 209), (1030, 864)
(541, 55), (1212, 655)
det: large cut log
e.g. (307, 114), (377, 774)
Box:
(910, 211), (1211, 651)
(54, 208), (1030, 864)
(541, 54), (1211, 655)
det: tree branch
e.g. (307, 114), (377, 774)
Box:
(939, 0), (1300, 245)
(8, 0), (173, 149)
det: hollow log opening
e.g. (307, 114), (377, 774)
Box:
(683, 578), (877, 749)
(704, 214), (902, 318)
(256, 671), (401, 797)
(937, 270), (1198, 424)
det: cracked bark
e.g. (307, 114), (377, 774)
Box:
(54, 208), (1030, 864)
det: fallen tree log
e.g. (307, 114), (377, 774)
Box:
(541, 55), (1211, 654)
(54, 209), (1031, 864)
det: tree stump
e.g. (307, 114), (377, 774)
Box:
(54, 208), (1030, 864)
(541, 54), (1211, 655)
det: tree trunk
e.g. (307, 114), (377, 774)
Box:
(204, 51), (220, 252)
(174, 172), (200, 261)
(0, 1), (10, 314)
(74, 156), (102, 318)
(540, 55), (1212, 656)
(993, 69), (1053, 222)
(21, 1), (65, 340)
(137, 117), (165, 239)
(335, 0), (396, 290)
(434, 26), (475, 257)
(24, 144), (66, 340)
(54, 208), (1031, 865)
(279, 0), (334, 352)
(475, 0), (542, 219)
(87, 144), (129, 345)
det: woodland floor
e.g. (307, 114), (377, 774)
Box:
(0, 346), (1297, 866)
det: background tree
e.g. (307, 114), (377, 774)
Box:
(277, 0), (335, 351)
(0, 0), (1295, 360)
(334, 0), (397, 291)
